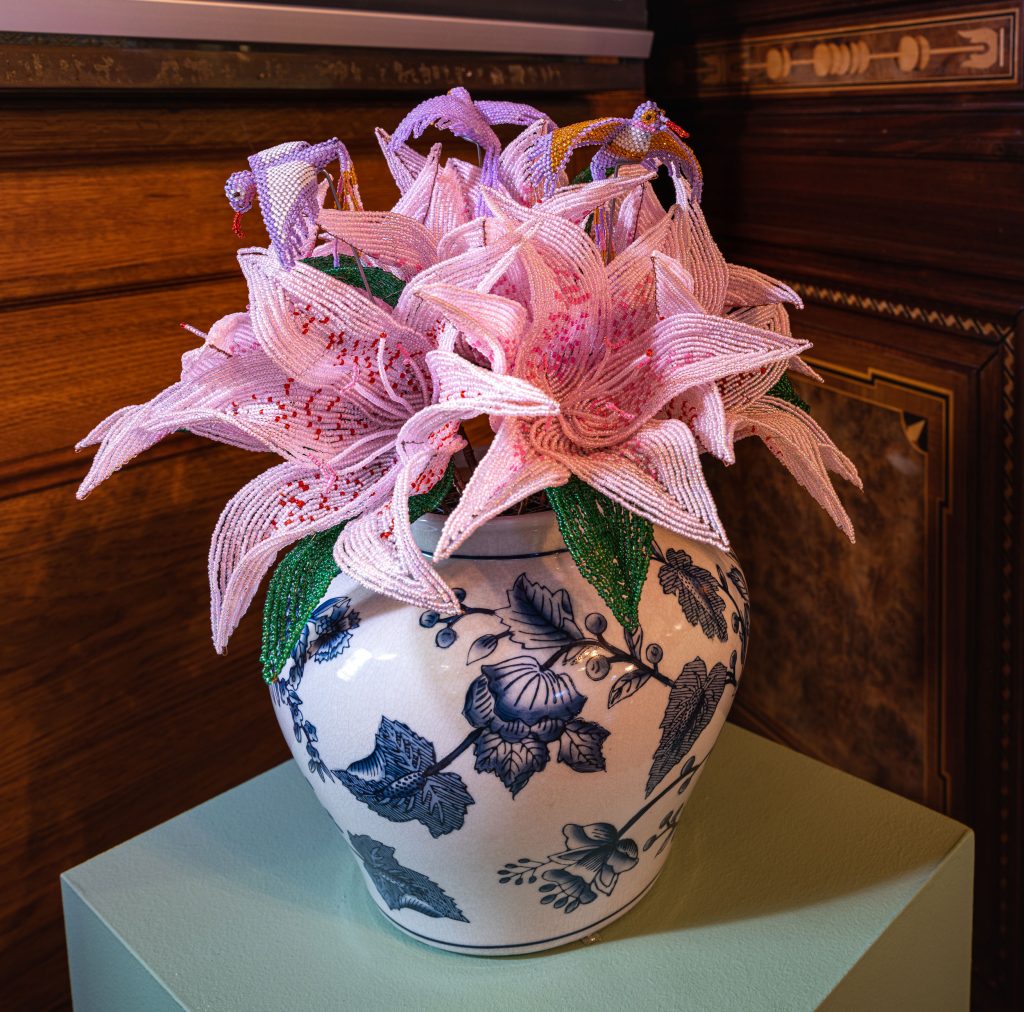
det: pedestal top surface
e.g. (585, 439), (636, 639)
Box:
(62, 724), (971, 1011)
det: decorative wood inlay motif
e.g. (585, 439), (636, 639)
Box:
(696, 6), (1020, 96)
(998, 328), (1017, 964)
(788, 281), (1015, 341)
(0, 34), (642, 92)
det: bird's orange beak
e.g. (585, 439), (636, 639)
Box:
(666, 120), (690, 140)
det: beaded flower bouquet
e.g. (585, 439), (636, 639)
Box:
(78, 90), (859, 953)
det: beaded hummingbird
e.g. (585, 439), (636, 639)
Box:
(528, 100), (702, 201)
(382, 87), (549, 213)
(224, 138), (361, 268)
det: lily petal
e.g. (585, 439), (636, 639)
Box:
(435, 421), (569, 557)
(735, 397), (861, 540)
(209, 456), (393, 650)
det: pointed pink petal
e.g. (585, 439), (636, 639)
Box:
(728, 302), (793, 338)
(333, 451), (461, 613)
(652, 252), (703, 316)
(389, 142), (442, 222)
(209, 456), (393, 649)
(436, 215), (511, 260)
(414, 284), (528, 371)
(736, 397), (861, 540)
(787, 355), (824, 383)
(648, 312), (810, 403)
(77, 326), (367, 497)
(662, 383), (734, 462)
(375, 127), (430, 195)
(240, 248), (426, 385)
(678, 199), (728, 315)
(435, 421), (569, 558)
(394, 230), (524, 337)
(426, 350), (558, 418)
(726, 263), (801, 310)
(567, 419), (727, 547)
(425, 162), (472, 240)
(612, 179), (667, 255)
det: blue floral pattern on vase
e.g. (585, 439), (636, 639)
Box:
(271, 596), (360, 782)
(501, 754), (705, 916)
(465, 657), (609, 796)
(348, 833), (468, 923)
(335, 718), (474, 838)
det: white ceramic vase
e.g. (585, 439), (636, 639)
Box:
(271, 509), (747, 954)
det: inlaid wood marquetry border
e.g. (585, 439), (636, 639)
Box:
(788, 281), (1015, 342)
(696, 5), (1021, 96)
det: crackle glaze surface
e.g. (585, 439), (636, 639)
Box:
(271, 511), (747, 954)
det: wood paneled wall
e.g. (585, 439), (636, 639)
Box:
(0, 43), (641, 1009)
(648, 1), (1023, 1007)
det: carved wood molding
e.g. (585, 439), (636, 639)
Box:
(0, 33), (643, 92)
(788, 280), (1015, 341)
(696, 5), (1021, 97)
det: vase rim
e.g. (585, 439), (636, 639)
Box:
(412, 509), (567, 559)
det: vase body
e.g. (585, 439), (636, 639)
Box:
(270, 510), (748, 954)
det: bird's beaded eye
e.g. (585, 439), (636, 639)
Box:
(641, 109), (657, 124)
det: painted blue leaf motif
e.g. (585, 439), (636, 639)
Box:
(308, 596), (360, 663)
(335, 717), (474, 837)
(495, 573), (584, 649)
(727, 565), (749, 605)
(607, 669), (651, 708)
(557, 719), (610, 772)
(657, 549), (728, 641)
(473, 731), (549, 797)
(348, 833), (468, 922)
(646, 658), (730, 796)
(467, 633), (501, 664)
(286, 595), (360, 686)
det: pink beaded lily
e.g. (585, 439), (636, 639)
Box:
(76, 92), (862, 667)
(429, 180), (812, 559)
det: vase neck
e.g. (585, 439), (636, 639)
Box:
(411, 510), (567, 560)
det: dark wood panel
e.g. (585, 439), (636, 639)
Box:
(717, 302), (978, 812)
(649, 2), (1023, 1007)
(0, 445), (289, 1011)
(0, 278), (247, 487)
(0, 93), (634, 166)
(704, 152), (1022, 288)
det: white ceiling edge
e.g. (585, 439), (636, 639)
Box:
(2, 0), (653, 58)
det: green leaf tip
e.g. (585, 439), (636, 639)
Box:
(301, 254), (406, 308)
(261, 463), (454, 684)
(546, 477), (653, 632)
(767, 373), (810, 414)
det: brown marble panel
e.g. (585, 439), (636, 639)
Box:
(711, 384), (929, 801)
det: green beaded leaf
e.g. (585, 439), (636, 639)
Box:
(261, 525), (345, 684)
(260, 464), (455, 684)
(767, 373), (810, 414)
(546, 477), (653, 632)
(301, 254), (406, 307)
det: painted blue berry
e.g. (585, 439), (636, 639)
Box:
(435, 626), (457, 648)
